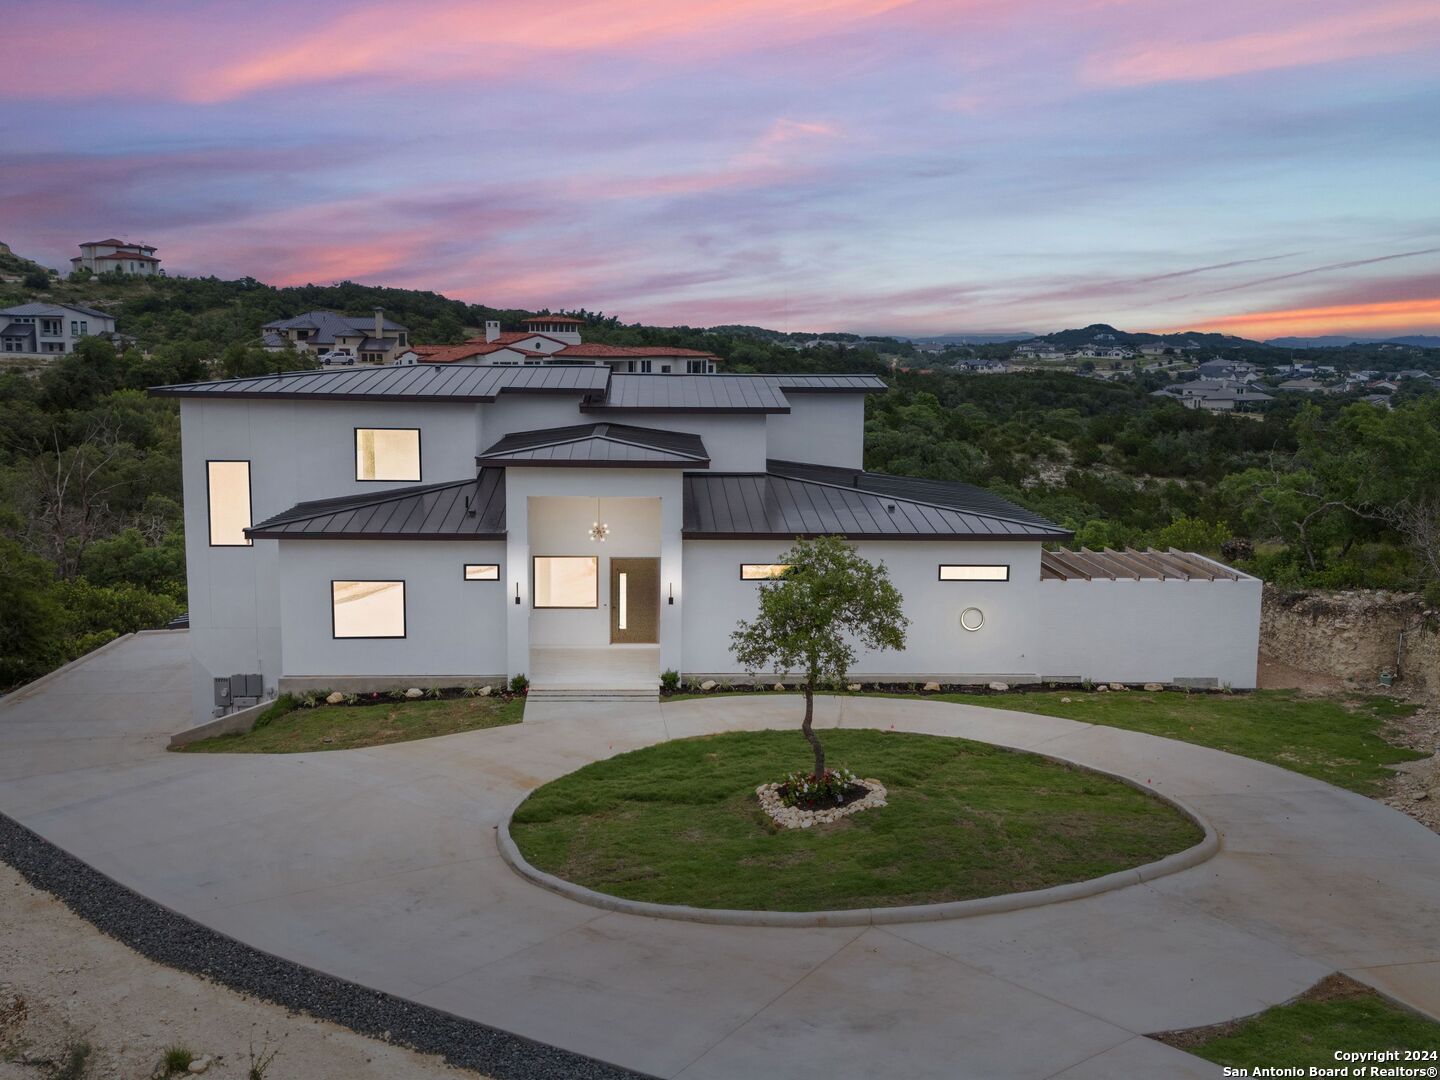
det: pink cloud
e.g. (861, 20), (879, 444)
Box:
(1088, 1), (1440, 86)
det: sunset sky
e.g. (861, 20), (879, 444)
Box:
(2, 0), (1437, 338)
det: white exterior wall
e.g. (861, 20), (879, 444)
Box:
(592, 413), (768, 472)
(765, 394), (866, 467)
(682, 540), (1045, 680)
(179, 397), (482, 720)
(1038, 576), (1262, 688)
(276, 540), (507, 677)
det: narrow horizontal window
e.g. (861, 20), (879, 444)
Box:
(207, 460), (252, 547)
(939, 564), (1009, 581)
(533, 556), (597, 608)
(355, 428), (420, 481)
(464, 564), (499, 581)
(332, 580), (406, 638)
(740, 563), (791, 580)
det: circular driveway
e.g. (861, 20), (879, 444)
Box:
(3, 632), (1440, 1080)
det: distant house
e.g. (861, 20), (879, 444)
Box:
(1152, 380), (1273, 412)
(262, 309), (410, 364)
(0, 302), (116, 356)
(71, 239), (162, 276)
(1362, 395), (1395, 410)
(1196, 360), (1258, 382)
(399, 317), (720, 374)
(1276, 378), (1329, 393)
(1396, 370), (1434, 381)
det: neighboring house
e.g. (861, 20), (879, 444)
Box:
(1195, 360), (1258, 382)
(0, 302), (116, 356)
(152, 364), (1262, 724)
(1151, 380), (1273, 412)
(398, 317), (721, 373)
(71, 238), (162, 276)
(262, 309), (410, 364)
(1276, 378), (1330, 393)
(1362, 395), (1395, 410)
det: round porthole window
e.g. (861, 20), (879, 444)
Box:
(960, 607), (985, 632)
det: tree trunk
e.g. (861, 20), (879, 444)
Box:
(801, 677), (825, 777)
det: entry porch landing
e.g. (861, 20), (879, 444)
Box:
(528, 645), (660, 694)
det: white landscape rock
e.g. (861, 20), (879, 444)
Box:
(988, 682), (1009, 692)
(1144, 682), (1165, 692)
(1060, 696), (1072, 703)
(325, 691), (345, 705)
(404, 687), (424, 699)
(699, 680), (718, 691)
(477, 684), (493, 696)
(773, 683), (786, 692)
(187, 1056), (212, 1075)
(756, 779), (888, 830)
(923, 681), (941, 692)
(846, 683), (862, 692)
(1108, 683), (1126, 691)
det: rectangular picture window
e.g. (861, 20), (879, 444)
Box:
(332, 580), (406, 638)
(464, 564), (499, 581)
(533, 556), (598, 608)
(938, 564), (1010, 581)
(740, 563), (791, 580)
(355, 428), (421, 481)
(207, 460), (252, 546)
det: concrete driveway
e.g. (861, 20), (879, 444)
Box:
(2, 631), (1439, 1079)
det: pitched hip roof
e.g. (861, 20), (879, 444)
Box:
(477, 423), (709, 468)
(684, 465), (1070, 540)
(150, 363), (613, 402)
(246, 472), (506, 540)
(582, 373), (886, 413)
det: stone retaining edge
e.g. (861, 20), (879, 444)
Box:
(496, 736), (1220, 928)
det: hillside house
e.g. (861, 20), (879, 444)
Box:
(262, 309), (410, 364)
(71, 239), (162, 276)
(400, 317), (720, 374)
(0, 302), (116, 355)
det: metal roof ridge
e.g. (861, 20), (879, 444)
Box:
(766, 463), (1067, 533)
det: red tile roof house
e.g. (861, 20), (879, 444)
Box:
(71, 238), (163, 276)
(151, 362), (1260, 723)
(398, 317), (721, 373)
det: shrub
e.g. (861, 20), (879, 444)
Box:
(158, 1045), (194, 1076)
(776, 766), (863, 810)
(252, 693), (298, 729)
(509, 672), (530, 693)
(298, 690), (328, 708)
(660, 669), (680, 692)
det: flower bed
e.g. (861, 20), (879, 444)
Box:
(757, 777), (887, 829)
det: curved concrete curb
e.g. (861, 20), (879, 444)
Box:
(496, 740), (1221, 928)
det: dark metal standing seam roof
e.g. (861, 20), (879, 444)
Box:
(246, 471), (506, 540)
(476, 423), (709, 468)
(580, 373), (887, 413)
(149, 363), (612, 402)
(683, 472), (1072, 540)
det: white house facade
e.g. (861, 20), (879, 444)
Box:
(153, 365), (1261, 723)
(71, 239), (162, 276)
(0, 302), (117, 355)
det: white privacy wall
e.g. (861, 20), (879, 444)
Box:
(765, 394), (866, 468)
(681, 540), (1046, 680)
(1037, 575), (1262, 687)
(276, 539), (508, 677)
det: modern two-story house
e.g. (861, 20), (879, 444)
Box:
(262, 309), (411, 364)
(0, 302), (117, 355)
(153, 364), (1261, 723)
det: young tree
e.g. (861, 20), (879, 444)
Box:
(731, 536), (908, 776)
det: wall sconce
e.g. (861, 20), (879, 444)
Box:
(514, 582), (521, 605)
(667, 582), (675, 605)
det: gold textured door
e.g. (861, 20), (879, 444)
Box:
(610, 558), (660, 644)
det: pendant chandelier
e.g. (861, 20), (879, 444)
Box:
(588, 498), (609, 542)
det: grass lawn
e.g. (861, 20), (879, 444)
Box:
(510, 728), (1203, 911)
(1155, 974), (1440, 1070)
(922, 689), (1422, 795)
(178, 696), (523, 754)
(663, 688), (1422, 795)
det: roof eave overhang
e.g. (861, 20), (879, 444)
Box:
(245, 530), (507, 541)
(580, 405), (790, 415)
(476, 456), (709, 469)
(682, 530), (1073, 541)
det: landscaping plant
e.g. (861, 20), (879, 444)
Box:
(731, 536), (908, 777)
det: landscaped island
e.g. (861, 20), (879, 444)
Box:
(509, 729), (1203, 912)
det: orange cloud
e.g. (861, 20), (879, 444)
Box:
(1158, 298), (1440, 340)
(1088, 1), (1440, 86)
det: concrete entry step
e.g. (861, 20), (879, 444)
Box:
(527, 687), (658, 702)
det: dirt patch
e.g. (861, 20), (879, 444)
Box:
(0, 862), (481, 1080)
(1257, 654), (1348, 694)
(1151, 973), (1373, 1050)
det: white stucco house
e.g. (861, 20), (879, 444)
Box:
(152, 364), (1261, 722)
(71, 238), (162, 276)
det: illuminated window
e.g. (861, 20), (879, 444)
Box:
(207, 460), (252, 546)
(464, 564), (499, 581)
(533, 556), (598, 608)
(939, 564), (1009, 581)
(740, 564), (791, 580)
(355, 428), (420, 481)
(332, 580), (406, 638)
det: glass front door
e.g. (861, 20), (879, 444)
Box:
(609, 557), (660, 644)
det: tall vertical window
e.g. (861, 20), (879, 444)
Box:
(207, 460), (252, 546)
(331, 581), (406, 638)
(355, 428), (421, 481)
(533, 556), (598, 608)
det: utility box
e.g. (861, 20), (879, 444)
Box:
(213, 677), (232, 708)
(228, 673), (264, 709)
